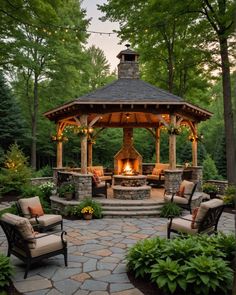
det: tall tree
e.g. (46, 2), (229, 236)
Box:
(0, 0), (89, 169)
(0, 72), (25, 151)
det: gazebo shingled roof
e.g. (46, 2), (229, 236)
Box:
(44, 45), (212, 171)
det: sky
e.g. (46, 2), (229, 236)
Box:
(81, 0), (124, 71)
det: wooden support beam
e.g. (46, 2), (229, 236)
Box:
(156, 128), (160, 163)
(89, 115), (100, 127)
(88, 141), (93, 167)
(169, 115), (176, 169)
(80, 114), (88, 174)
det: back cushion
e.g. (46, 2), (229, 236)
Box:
(179, 180), (195, 199)
(194, 199), (224, 228)
(1, 213), (36, 248)
(152, 168), (162, 175)
(18, 196), (41, 217)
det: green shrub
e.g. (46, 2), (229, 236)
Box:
(160, 202), (182, 218)
(203, 154), (219, 180)
(69, 198), (102, 219)
(223, 185), (236, 206)
(0, 144), (31, 195)
(151, 257), (186, 294)
(34, 165), (53, 177)
(58, 183), (75, 198)
(126, 237), (167, 278)
(184, 256), (233, 294)
(0, 203), (18, 217)
(20, 184), (42, 198)
(127, 234), (235, 294)
(202, 183), (218, 194)
(0, 254), (13, 289)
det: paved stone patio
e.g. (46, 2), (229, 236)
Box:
(0, 213), (234, 295)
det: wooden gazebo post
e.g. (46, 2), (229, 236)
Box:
(169, 114), (176, 169)
(56, 123), (63, 168)
(192, 123), (198, 166)
(80, 114), (88, 174)
(155, 127), (160, 163)
(88, 141), (93, 167)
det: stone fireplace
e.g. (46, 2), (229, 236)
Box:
(114, 128), (142, 175)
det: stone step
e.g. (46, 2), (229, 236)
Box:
(102, 205), (162, 211)
(102, 210), (161, 217)
(97, 199), (164, 207)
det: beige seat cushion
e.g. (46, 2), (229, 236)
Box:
(29, 214), (62, 227)
(100, 175), (112, 182)
(194, 199), (224, 228)
(1, 213), (36, 248)
(95, 181), (106, 188)
(164, 194), (188, 204)
(18, 196), (41, 217)
(168, 214), (214, 235)
(168, 214), (198, 234)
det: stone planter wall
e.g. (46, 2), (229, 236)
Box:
(30, 177), (53, 186)
(72, 173), (92, 200)
(164, 170), (183, 194)
(190, 166), (203, 191)
(205, 180), (228, 195)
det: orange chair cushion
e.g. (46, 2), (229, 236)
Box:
(191, 207), (199, 229)
(28, 204), (44, 217)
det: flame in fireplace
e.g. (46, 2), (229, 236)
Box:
(123, 160), (133, 175)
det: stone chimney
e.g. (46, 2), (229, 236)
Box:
(117, 44), (140, 79)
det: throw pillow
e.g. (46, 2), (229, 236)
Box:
(28, 204), (44, 217)
(92, 173), (101, 186)
(176, 186), (185, 197)
(152, 168), (162, 175)
(93, 169), (103, 177)
(191, 207), (199, 229)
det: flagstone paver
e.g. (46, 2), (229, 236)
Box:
(0, 213), (234, 294)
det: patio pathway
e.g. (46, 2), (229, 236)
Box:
(0, 213), (235, 295)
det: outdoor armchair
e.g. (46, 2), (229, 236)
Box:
(0, 213), (67, 279)
(164, 180), (199, 213)
(167, 198), (224, 238)
(17, 196), (63, 232)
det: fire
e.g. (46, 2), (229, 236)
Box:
(123, 161), (133, 175)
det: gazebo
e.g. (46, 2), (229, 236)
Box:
(44, 45), (211, 196)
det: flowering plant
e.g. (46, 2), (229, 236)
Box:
(39, 181), (55, 197)
(81, 206), (94, 215)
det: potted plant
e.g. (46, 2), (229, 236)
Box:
(81, 206), (94, 220)
(58, 183), (75, 200)
(202, 183), (218, 199)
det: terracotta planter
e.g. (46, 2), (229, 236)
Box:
(83, 213), (93, 220)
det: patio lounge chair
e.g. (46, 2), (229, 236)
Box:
(167, 198), (224, 238)
(91, 174), (107, 198)
(164, 180), (198, 213)
(0, 213), (67, 279)
(17, 196), (63, 232)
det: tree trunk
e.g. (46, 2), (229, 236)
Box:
(31, 74), (38, 169)
(219, 36), (236, 185)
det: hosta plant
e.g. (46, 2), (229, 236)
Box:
(126, 237), (167, 278)
(185, 255), (233, 294)
(0, 254), (13, 289)
(160, 202), (182, 218)
(150, 257), (187, 294)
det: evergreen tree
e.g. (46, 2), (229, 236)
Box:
(202, 154), (219, 180)
(0, 72), (25, 151)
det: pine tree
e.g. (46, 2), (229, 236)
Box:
(0, 72), (25, 151)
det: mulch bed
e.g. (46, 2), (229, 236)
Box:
(2, 281), (22, 295)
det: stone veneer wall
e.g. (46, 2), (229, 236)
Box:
(189, 166), (203, 191)
(205, 180), (228, 195)
(30, 177), (53, 186)
(164, 170), (183, 194)
(72, 173), (92, 200)
(113, 185), (151, 200)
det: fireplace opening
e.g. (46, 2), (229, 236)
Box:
(121, 159), (139, 175)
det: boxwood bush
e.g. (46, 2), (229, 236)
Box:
(126, 233), (235, 294)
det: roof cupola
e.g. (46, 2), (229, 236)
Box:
(117, 44), (140, 79)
